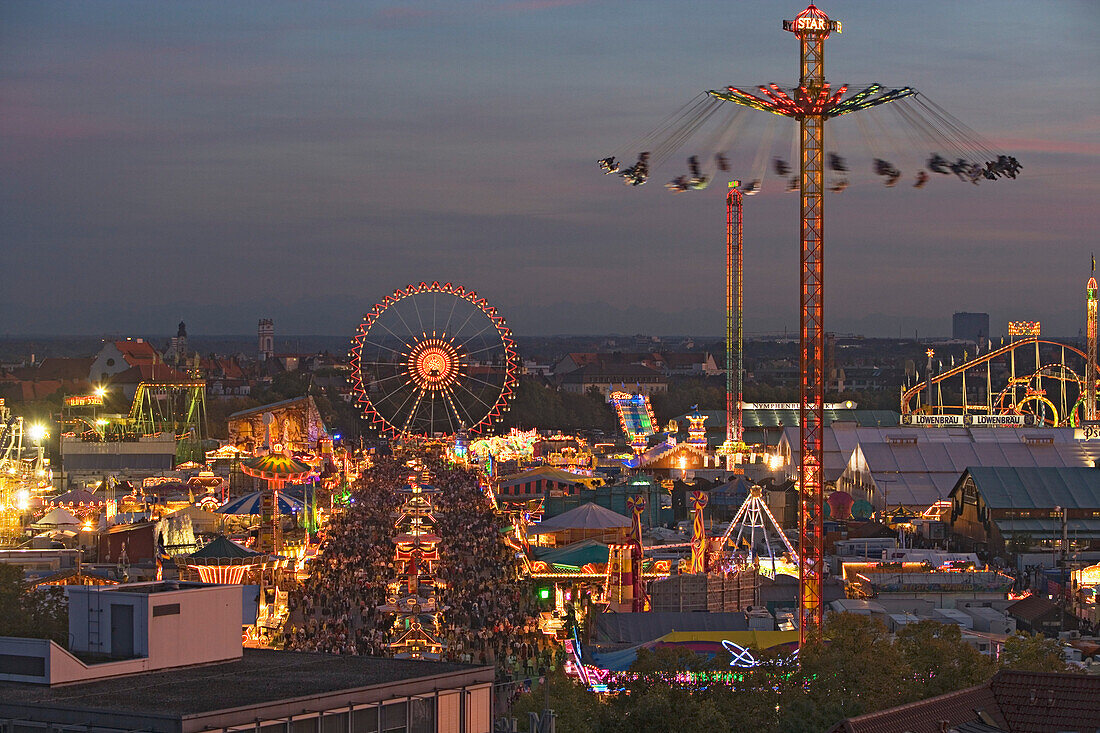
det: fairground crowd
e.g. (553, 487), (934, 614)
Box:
(283, 455), (558, 683)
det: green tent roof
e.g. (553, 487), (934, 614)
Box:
(190, 535), (263, 559)
(535, 539), (610, 569)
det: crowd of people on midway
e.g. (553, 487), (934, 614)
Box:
(433, 465), (557, 680)
(282, 455), (401, 656)
(282, 453), (557, 683)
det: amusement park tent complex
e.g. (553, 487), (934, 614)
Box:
(949, 467), (1100, 554)
(496, 466), (598, 497)
(527, 502), (631, 534)
(215, 491), (304, 515)
(837, 427), (1100, 509)
(774, 425), (1100, 510)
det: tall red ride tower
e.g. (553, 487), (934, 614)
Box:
(710, 5), (917, 643)
(790, 3), (831, 644)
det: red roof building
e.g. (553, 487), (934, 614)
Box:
(828, 669), (1099, 733)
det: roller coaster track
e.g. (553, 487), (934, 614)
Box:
(900, 337), (1099, 419)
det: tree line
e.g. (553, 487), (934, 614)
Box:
(509, 613), (1074, 733)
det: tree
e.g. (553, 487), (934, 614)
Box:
(600, 648), (731, 733)
(508, 669), (602, 733)
(781, 613), (916, 732)
(0, 564), (69, 646)
(895, 620), (996, 697)
(1000, 632), (1072, 673)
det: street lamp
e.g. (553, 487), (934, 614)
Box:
(27, 423), (48, 444)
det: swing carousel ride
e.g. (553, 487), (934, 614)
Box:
(597, 3), (1023, 645)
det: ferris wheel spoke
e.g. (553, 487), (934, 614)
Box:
(450, 304), (482, 341)
(367, 372), (413, 389)
(462, 346), (505, 363)
(457, 320), (499, 349)
(442, 382), (478, 429)
(358, 356), (408, 366)
(391, 384), (426, 432)
(451, 377), (497, 415)
(370, 319), (416, 354)
(388, 301), (423, 350)
(399, 387), (428, 435)
(410, 292), (428, 338)
(438, 388), (459, 435)
(442, 291), (460, 337)
(356, 337), (407, 358)
(462, 372), (509, 392)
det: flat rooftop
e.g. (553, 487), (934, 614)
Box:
(0, 649), (484, 717)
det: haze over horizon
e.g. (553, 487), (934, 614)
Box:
(3, 1), (1097, 338)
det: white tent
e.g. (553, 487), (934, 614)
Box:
(31, 507), (82, 530)
(165, 504), (221, 534)
(528, 503), (632, 535)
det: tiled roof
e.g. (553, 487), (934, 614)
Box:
(1004, 594), (1060, 623)
(29, 357), (94, 381)
(828, 670), (1100, 733)
(111, 364), (188, 383)
(113, 340), (159, 364)
(990, 669), (1100, 732)
(827, 682), (1005, 733)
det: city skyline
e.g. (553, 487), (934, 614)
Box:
(2, 1), (1097, 337)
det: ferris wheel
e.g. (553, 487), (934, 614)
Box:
(349, 282), (518, 438)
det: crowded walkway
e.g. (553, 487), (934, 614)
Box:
(283, 454), (552, 681)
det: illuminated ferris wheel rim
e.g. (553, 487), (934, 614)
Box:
(348, 281), (519, 437)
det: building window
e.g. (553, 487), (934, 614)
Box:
(292, 717), (318, 733)
(322, 711), (348, 733)
(352, 707), (379, 733)
(410, 698), (435, 733)
(382, 701), (407, 733)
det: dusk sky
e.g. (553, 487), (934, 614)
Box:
(2, 1), (1098, 339)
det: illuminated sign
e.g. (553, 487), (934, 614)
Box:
(901, 413), (1034, 428)
(1008, 321), (1041, 336)
(1076, 422), (1100, 441)
(739, 401), (855, 411)
(66, 395), (104, 407)
(901, 414), (964, 427)
(968, 414), (1029, 428)
(783, 17), (841, 34)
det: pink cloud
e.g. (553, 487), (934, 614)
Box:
(372, 0), (596, 27)
(994, 136), (1100, 157)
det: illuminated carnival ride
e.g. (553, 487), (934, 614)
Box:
(598, 2), (1021, 646)
(349, 282), (519, 438)
(609, 391), (660, 454)
(901, 334), (1100, 428)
